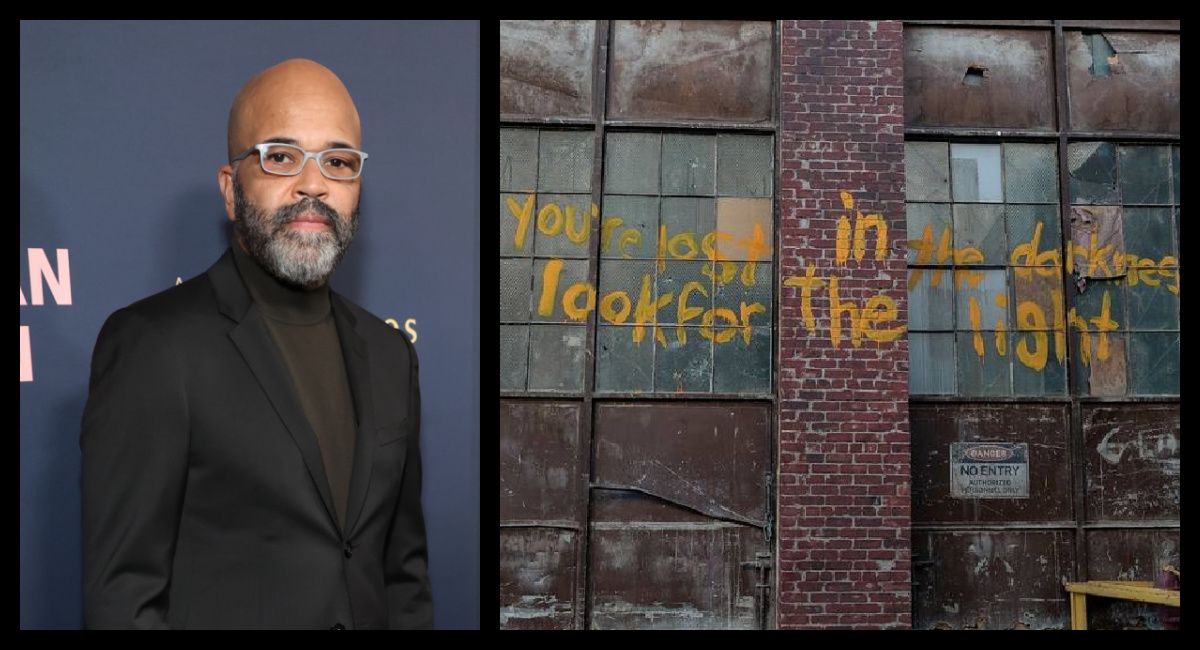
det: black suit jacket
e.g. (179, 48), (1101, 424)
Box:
(81, 248), (433, 629)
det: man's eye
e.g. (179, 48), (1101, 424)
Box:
(268, 153), (291, 164)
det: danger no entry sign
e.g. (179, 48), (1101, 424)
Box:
(950, 442), (1029, 499)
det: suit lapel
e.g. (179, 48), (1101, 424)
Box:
(331, 293), (378, 537)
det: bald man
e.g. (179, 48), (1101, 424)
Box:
(80, 59), (433, 629)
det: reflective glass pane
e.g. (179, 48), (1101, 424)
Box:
(1123, 207), (1175, 260)
(951, 144), (1002, 202)
(1128, 332), (1180, 395)
(1119, 145), (1172, 205)
(1127, 272), (1179, 330)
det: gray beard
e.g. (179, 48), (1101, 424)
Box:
(231, 176), (360, 290)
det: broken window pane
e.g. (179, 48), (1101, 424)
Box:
(951, 144), (1002, 202)
(594, 325), (654, 393)
(534, 194), (593, 258)
(1128, 332), (1180, 395)
(907, 269), (955, 330)
(655, 326), (712, 393)
(500, 258), (533, 322)
(1011, 331), (1066, 395)
(956, 269), (1009, 331)
(500, 325), (529, 391)
(500, 129), (539, 192)
(713, 326), (771, 394)
(1004, 143), (1059, 204)
(538, 130), (594, 193)
(953, 204), (1007, 264)
(608, 21), (772, 122)
(904, 27), (1056, 130)
(662, 134), (716, 196)
(1070, 205), (1126, 279)
(604, 132), (661, 195)
(906, 142), (951, 202)
(1074, 279), (1125, 331)
(716, 197), (773, 261)
(717, 134), (773, 197)
(1119, 145), (1172, 205)
(1069, 142), (1119, 204)
(1067, 31), (1179, 134)
(527, 324), (587, 392)
(1074, 330), (1127, 396)
(600, 195), (659, 259)
(500, 20), (594, 118)
(906, 203), (952, 265)
(1127, 273), (1178, 330)
(500, 193), (536, 256)
(909, 333), (956, 394)
(957, 331), (1011, 396)
(1123, 207), (1175, 260)
(532, 258), (589, 323)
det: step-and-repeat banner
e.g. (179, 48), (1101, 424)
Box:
(20, 21), (479, 629)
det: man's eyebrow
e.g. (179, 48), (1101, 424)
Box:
(262, 136), (357, 150)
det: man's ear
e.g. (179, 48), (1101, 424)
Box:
(218, 165), (236, 222)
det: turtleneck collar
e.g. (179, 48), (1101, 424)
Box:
(230, 238), (332, 326)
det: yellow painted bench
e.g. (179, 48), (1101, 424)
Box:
(1064, 581), (1180, 630)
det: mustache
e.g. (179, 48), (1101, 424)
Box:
(273, 200), (341, 227)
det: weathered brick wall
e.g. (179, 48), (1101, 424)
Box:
(776, 20), (911, 629)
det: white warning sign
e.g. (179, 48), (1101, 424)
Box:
(950, 442), (1029, 499)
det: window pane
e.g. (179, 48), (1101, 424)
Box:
(1119, 145), (1172, 205)
(953, 204), (1007, 264)
(500, 258), (532, 322)
(714, 263), (772, 329)
(716, 198), (773, 261)
(500, 325), (529, 390)
(717, 134), (773, 197)
(608, 20), (772, 122)
(657, 261), (714, 322)
(713, 326), (771, 394)
(538, 131), (594, 193)
(534, 194), (593, 258)
(528, 324), (587, 392)
(1069, 142), (1119, 204)
(1006, 205), (1061, 266)
(661, 197), (716, 247)
(500, 20), (594, 118)
(909, 332), (956, 394)
(600, 196), (658, 259)
(662, 134), (716, 196)
(1127, 274), (1179, 330)
(1124, 207), (1175, 260)
(951, 144), (1003, 202)
(906, 142), (951, 202)
(907, 269), (955, 330)
(604, 132), (661, 195)
(500, 192), (536, 256)
(655, 327), (712, 393)
(1004, 143), (1059, 203)
(1074, 279), (1125, 331)
(956, 269), (1008, 330)
(1128, 332), (1180, 395)
(1172, 146), (1180, 204)
(532, 259), (589, 323)
(1011, 331), (1066, 395)
(597, 260), (655, 325)
(957, 331), (1011, 396)
(500, 129), (539, 192)
(595, 326), (654, 393)
(906, 203), (952, 264)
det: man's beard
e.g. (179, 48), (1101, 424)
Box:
(231, 176), (359, 290)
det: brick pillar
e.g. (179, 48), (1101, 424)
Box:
(776, 20), (911, 629)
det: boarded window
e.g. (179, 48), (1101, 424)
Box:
(608, 21), (772, 123)
(1066, 31), (1179, 134)
(904, 27), (1056, 130)
(500, 20), (595, 118)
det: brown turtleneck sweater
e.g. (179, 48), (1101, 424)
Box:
(230, 240), (358, 534)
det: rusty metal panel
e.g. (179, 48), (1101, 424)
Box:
(500, 400), (583, 524)
(589, 491), (765, 629)
(913, 530), (1074, 629)
(608, 21), (772, 123)
(500, 528), (578, 629)
(1084, 529), (1180, 629)
(910, 404), (1071, 523)
(1066, 31), (1179, 134)
(1083, 405), (1179, 522)
(593, 402), (770, 524)
(500, 20), (594, 118)
(1059, 20), (1179, 31)
(904, 27), (1056, 130)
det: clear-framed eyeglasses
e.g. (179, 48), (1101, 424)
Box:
(230, 143), (369, 180)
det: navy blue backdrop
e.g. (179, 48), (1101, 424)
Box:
(19, 20), (480, 629)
